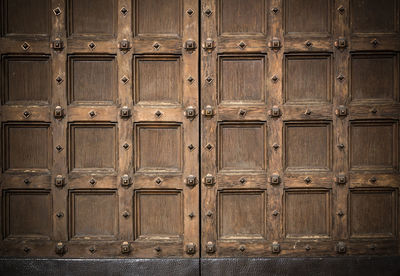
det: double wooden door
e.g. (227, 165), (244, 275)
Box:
(0, 0), (399, 258)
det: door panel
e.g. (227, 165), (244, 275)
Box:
(201, 0), (400, 257)
(0, 0), (199, 258)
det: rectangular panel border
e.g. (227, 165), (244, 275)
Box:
(2, 189), (52, 240)
(349, 52), (399, 103)
(133, 54), (183, 106)
(348, 187), (398, 239)
(2, 122), (52, 174)
(283, 52), (333, 104)
(67, 122), (118, 174)
(349, 0), (400, 36)
(67, 54), (117, 105)
(133, 189), (184, 241)
(283, 0), (333, 36)
(283, 188), (332, 240)
(66, 0), (117, 38)
(68, 189), (119, 241)
(349, 120), (399, 172)
(133, 0), (183, 37)
(1, 0), (51, 37)
(134, 122), (183, 174)
(217, 53), (267, 105)
(283, 120), (333, 172)
(217, 189), (267, 241)
(1, 54), (52, 105)
(217, 121), (267, 173)
(217, 0), (267, 37)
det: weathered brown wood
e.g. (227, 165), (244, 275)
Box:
(0, 0), (199, 258)
(201, 0), (400, 258)
(1, 0), (399, 259)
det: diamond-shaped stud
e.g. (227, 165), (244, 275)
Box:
(305, 41), (312, 48)
(272, 7), (279, 14)
(88, 42), (96, 50)
(21, 42), (30, 51)
(239, 109), (247, 117)
(371, 39), (379, 47)
(238, 41), (246, 49)
(337, 74), (345, 81)
(56, 76), (63, 84)
(187, 8), (194, 16)
(271, 75), (279, 83)
(153, 42), (160, 50)
(155, 178), (162, 185)
(155, 110), (162, 117)
(272, 143), (280, 150)
(23, 111), (31, 118)
(56, 145), (63, 152)
(337, 6), (345, 14)
(121, 76), (129, 84)
(187, 76), (194, 83)
(53, 7), (61, 16)
(239, 178), (246, 184)
(204, 8), (212, 16)
(122, 211), (130, 218)
(205, 143), (213, 151)
(120, 7), (128, 16)
(123, 143), (129, 150)
(89, 178), (96, 185)
(304, 176), (312, 184)
(188, 144), (195, 151)
(206, 76), (213, 83)
(89, 110), (96, 118)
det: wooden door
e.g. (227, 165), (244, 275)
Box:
(0, 0), (199, 258)
(201, 0), (400, 257)
(1, 0), (399, 260)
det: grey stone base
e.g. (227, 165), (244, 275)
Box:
(1, 257), (400, 276)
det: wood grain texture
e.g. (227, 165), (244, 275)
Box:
(0, 0), (399, 258)
(2, 0), (50, 36)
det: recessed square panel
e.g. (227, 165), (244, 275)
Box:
(3, 123), (51, 172)
(3, 190), (52, 239)
(134, 55), (181, 105)
(69, 190), (118, 240)
(2, 55), (51, 104)
(69, 123), (117, 172)
(284, 0), (331, 34)
(135, 0), (181, 36)
(135, 123), (182, 172)
(219, 0), (265, 35)
(3, 0), (50, 36)
(68, 0), (115, 36)
(284, 54), (331, 103)
(351, 0), (397, 34)
(284, 122), (332, 171)
(218, 122), (266, 172)
(68, 55), (116, 104)
(349, 188), (397, 239)
(350, 121), (398, 171)
(351, 53), (397, 102)
(285, 189), (331, 238)
(218, 55), (265, 104)
(134, 190), (183, 240)
(218, 190), (266, 240)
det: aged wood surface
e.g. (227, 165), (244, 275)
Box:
(0, 0), (399, 258)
